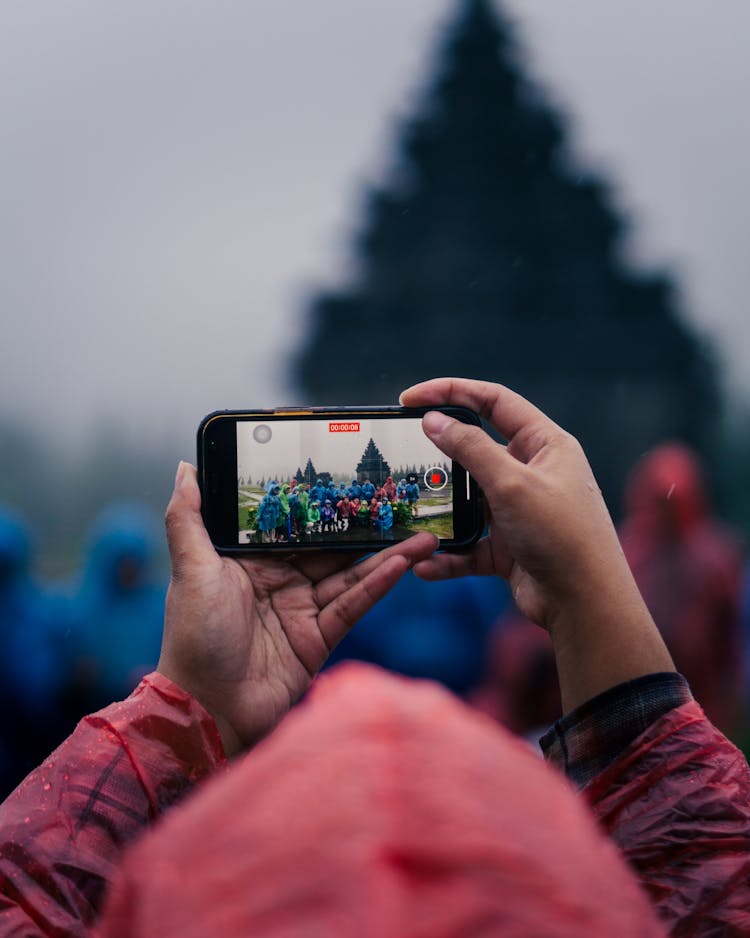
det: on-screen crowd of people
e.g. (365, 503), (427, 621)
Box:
(252, 474), (421, 543)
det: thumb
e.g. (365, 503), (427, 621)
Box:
(422, 411), (520, 501)
(165, 461), (217, 577)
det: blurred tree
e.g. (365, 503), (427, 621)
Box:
(301, 458), (318, 486)
(0, 421), (50, 523)
(294, 0), (718, 511)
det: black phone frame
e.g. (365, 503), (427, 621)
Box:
(197, 405), (483, 553)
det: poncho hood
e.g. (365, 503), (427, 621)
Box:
(100, 663), (664, 937)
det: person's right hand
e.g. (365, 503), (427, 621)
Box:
(400, 377), (674, 712)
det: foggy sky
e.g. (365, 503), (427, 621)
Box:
(2, 0), (748, 455)
(236, 417), (447, 481)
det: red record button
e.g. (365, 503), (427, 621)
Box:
(424, 466), (448, 491)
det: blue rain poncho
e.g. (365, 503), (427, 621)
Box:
(327, 571), (509, 695)
(0, 509), (77, 794)
(375, 502), (393, 531)
(0, 509), (71, 718)
(309, 480), (326, 505)
(70, 502), (166, 704)
(256, 481), (281, 532)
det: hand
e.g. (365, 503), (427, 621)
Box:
(158, 462), (437, 756)
(400, 378), (674, 712)
(401, 377), (622, 627)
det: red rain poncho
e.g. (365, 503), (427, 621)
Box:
(0, 664), (748, 936)
(96, 664), (665, 937)
(620, 443), (744, 731)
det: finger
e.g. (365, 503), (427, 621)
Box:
(400, 377), (557, 451)
(292, 551), (367, 584)
(313, 532), (438, 609)
(317, 553), (412, 650)
(412, 536), (498, 581)
(420, 411), (523, 505)
(165, 462), (219, 578)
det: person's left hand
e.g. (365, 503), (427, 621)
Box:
(158, 462), (437, 756)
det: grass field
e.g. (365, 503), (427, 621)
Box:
(235, 514), (453, 542)
(418, 493), (452, 508)
(408, 514), (453, 539)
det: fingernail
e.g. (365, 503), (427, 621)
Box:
(399, 383), (418, 405)
(423, 410), (453, 436)
(175, 461), (187, 488)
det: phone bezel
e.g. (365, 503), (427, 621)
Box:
(197, 406), (483, 553)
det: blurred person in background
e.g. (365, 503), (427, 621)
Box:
(742, 574), (750, 722)
(68, 502), (166, 712)
(473, 439), (747, 744)
(619, 443), (745, 734)
(469, 611), (560, 745)
(0, 509), (74, 796)
(327, 570), (508, 697)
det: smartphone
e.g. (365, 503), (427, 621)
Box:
(198, 406), (483, 553)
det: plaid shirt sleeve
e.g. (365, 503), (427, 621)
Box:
(0, 672), (226, 938)
(539, 672), (693, 788)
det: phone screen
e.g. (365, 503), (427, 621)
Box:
(235, 416), (462, 546)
